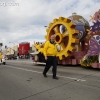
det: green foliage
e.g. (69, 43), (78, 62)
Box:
(84, 23), (90, 30)
(82, 55), (98, 66)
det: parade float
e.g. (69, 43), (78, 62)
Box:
(80, 9), (100, 68)
(33, 9), (100, 69)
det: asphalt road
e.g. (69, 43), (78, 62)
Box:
(0, 60), (100, 100)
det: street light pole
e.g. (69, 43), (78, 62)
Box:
(9, 42), (15, 46)
(44, 26), (49, 28)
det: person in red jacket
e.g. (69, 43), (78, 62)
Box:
(43, 35), (59, 79)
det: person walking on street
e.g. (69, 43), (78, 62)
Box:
(43, 35), (59, 80)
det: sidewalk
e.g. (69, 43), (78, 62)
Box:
(6, 59), (33, 64)
(6, 59), (46, 65)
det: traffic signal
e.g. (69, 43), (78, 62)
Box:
(0, 43), (3, 46)
(5, 45), (7, 49)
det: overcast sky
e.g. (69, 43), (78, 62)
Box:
(0, 0), (100, 49)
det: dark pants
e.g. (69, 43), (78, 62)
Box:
(43, 56), (57, 78)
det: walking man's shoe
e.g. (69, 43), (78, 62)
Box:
(53, 76), (59, 80)
(43, 73), (47, 77)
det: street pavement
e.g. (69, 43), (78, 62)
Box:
(0, 60), (100, 100)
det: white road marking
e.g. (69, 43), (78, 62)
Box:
(4, 65), (86, 82)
